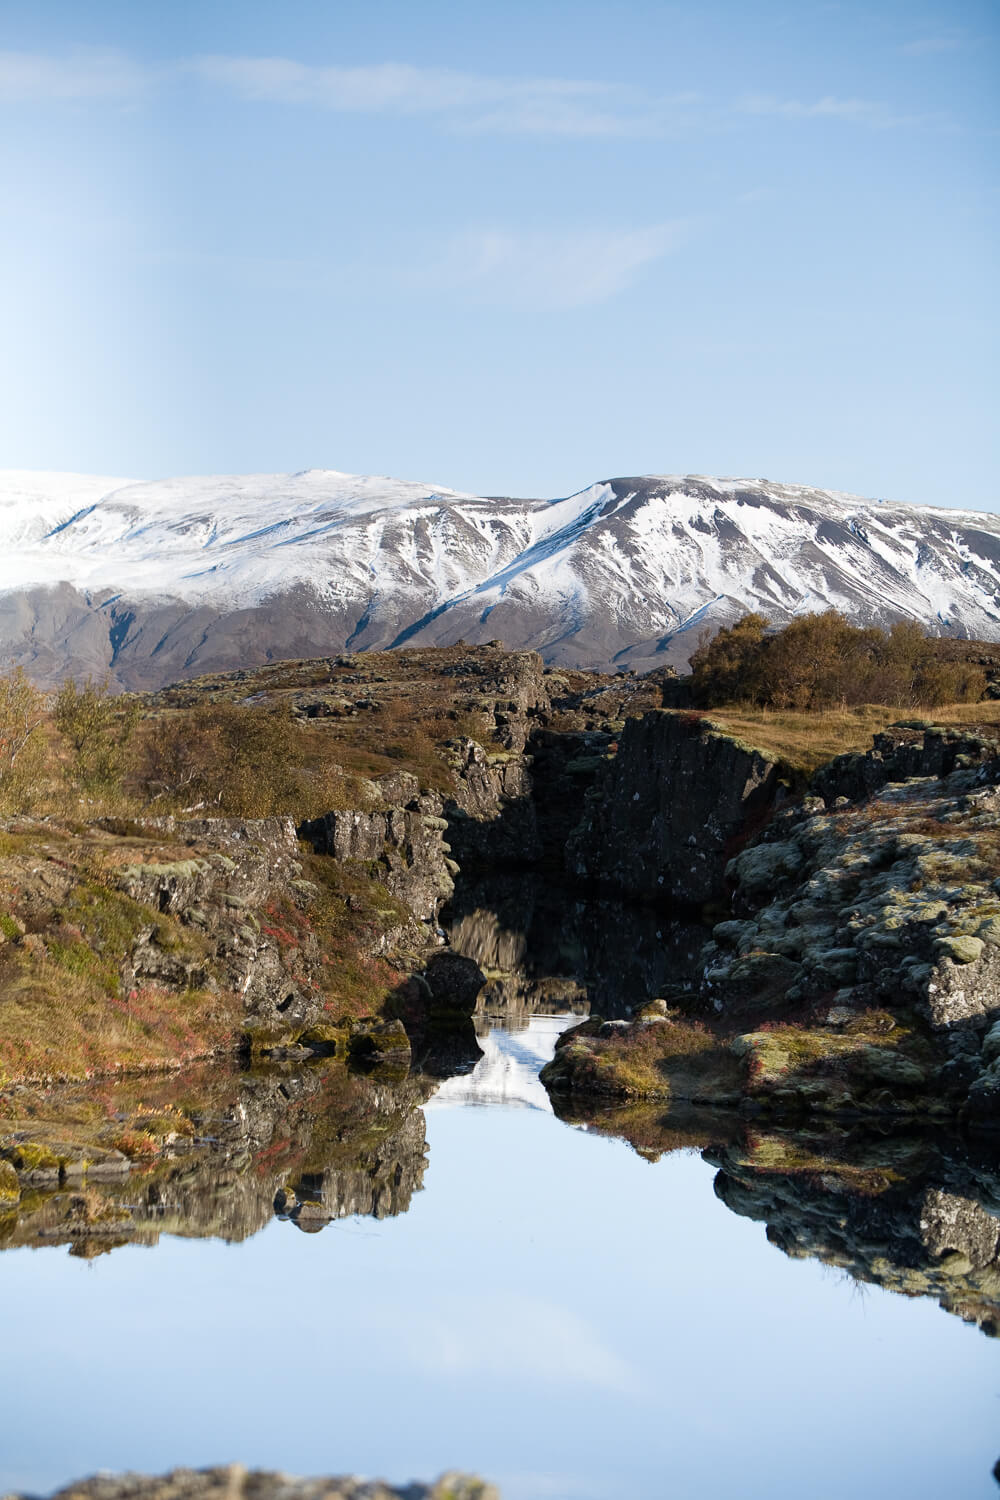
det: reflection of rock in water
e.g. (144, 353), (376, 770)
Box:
(553, 1097), (1000, 1337)
(8, 1464), (497, 1500)
(444, 874), (707, 1030)
(0, 1062), (430, 1257)
(710, 1132), (1000, 1337)
(275, 1104), (428, 1231)
(550, 1095), (743, 1159)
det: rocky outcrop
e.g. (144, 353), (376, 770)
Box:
(112, 817), (330, 1045)
(300, 770), (455, 924)
(6, 1466), (498, 1500)
(546, 754), (1000, 1123)
(0, 810), (439, 1082)
(437, 646), (549, 752)
(813, 723), (1000, 806)
(124, 816), (303, 898)
(443, 739), (540, 868)
(706, 765), (1000, 1031)
(566, 712), (782, 906)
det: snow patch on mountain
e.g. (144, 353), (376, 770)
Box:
(0, 466), (997, 688)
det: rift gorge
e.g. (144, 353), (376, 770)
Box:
(2, 642), (1000, 1500)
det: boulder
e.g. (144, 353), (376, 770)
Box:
(423, 951), (486, 1012)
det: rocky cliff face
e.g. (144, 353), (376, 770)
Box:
(443, 739), (540, 868)
(813, 723), (1000, 805)
(544, 745), (1000, 1125)
(566, 712), (782, 906)
(300, 769), (456, 926)
(0, 808), (440, 1085)
(114, 815), (329, 1046)
(296, 648), (548, 876)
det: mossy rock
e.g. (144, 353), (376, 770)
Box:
(0, 1159), (20, 1204)
(728, 840), (803, 897)
(853, 1047), (928, 1088)
(726, 951), (801, 1003)
(564, 755), (608, 775)
(428, 1476), (500, 1500)
(936, 934), (984, 965)
(121, 858), (207, 881)
(3, 1139), (60, 1173)
(298, 1024), (346, 1053)
(347, 1018), (411, 1062)
(712, 919), (754, 950)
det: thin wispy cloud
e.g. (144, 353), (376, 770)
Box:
(738, 93), (916, 127)
(190, 55), (674, 137)
(437, 223), (690, 307)
(384, 1294), (643, 1394)
(902, 38), (964, 56)
(141, 222), (692, 309)
(0, 47), (932, 139)
(0, 47), (149, 102)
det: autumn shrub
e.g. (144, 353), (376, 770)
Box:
(55, 676), (140, 798)
(133, 701), (309, 816)
(0, 668), (49, 811)
(690, 611), (987, 711)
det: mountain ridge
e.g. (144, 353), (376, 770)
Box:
(1, 467), (998, 689)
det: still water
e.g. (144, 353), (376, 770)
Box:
(1, 1007), (997, 1500)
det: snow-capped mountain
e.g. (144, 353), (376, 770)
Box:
(1, 467), (998, 688)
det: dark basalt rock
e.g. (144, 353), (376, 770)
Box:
(566, 711), (781, 907)
(813, 723), (1000, 806)
(443, 738), (540, 868)
(423, 950), (487, 1012)
(300, 782), (455, 927)
(548, 753), (1000, 1123)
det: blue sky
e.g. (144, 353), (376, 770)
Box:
(0, 0), (996, 507)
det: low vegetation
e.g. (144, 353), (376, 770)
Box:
(698, 700), (1000, 777)
(690, 611), (990, 712)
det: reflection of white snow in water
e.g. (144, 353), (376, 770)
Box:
(427, 1014), (580, 1113)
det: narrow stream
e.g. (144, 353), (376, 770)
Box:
(1, 890), (998, 1499)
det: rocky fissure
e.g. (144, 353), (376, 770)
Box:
(538, 720), (1000, 1127)
(2, 644), (1000, 1135)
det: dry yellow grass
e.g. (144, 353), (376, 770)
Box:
(0, 964), (240, 1086)
(701, 700), (1000, 776)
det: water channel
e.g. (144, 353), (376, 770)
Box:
(1, 884), (997, 1499)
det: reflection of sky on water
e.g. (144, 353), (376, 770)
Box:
(1, 1017), (997, 1500)
(428, 1017), (578, 1113)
